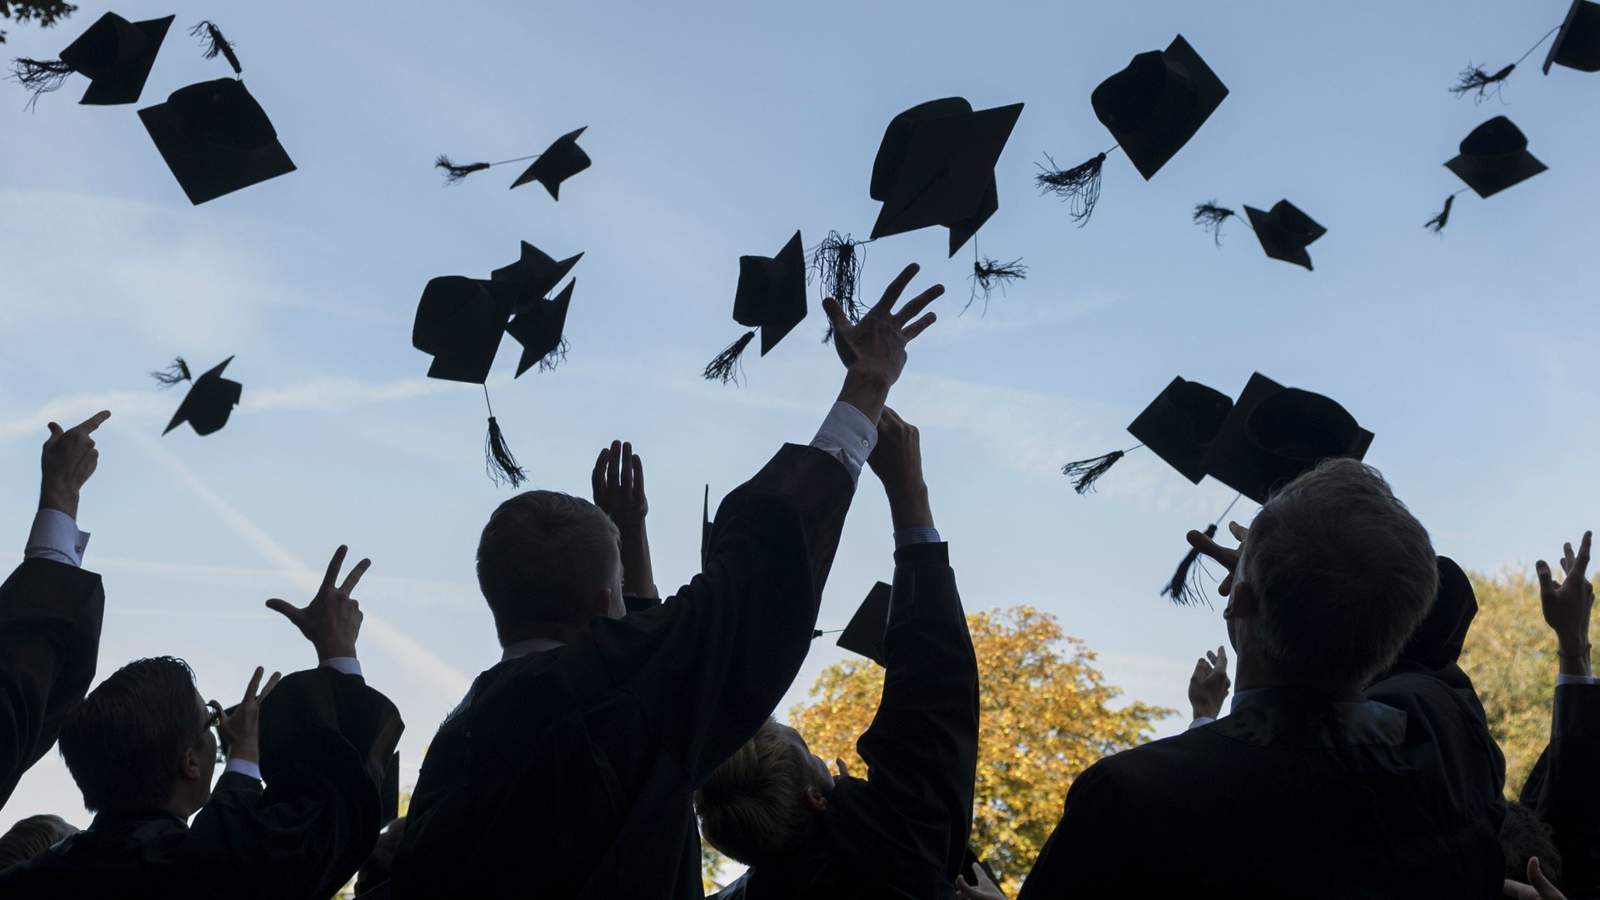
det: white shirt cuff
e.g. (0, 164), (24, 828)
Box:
(1557, 673), (1598, 687)
(809, 401), (877, 484)
(25, 509), (89, 568)
(893, 527), (942, 548)
(322, 657), (363, 678)
(1188, 716), (1217, 730)
(223, 758), (262, 781)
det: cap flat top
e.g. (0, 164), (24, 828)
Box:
(1244, 201), (1324, 271)
(1445, 119), (1547, 198)
(869, 100), (1023, 247)
(164, 356), (242, 436)
(731, 230), (807, 356)
(139, 79), (296, 205)
(837, 581), (894, 664)
(1546, 0), (1600, 73)
(1127, 376), (1235, 484)
(413, 276), (514, 384)
(64, 13), (175, 105)
(507, 279), (575, 377)
(1092, 34), (1228, 180)
(1203, 373), (1373, 504)
(510, 126), (592, 198)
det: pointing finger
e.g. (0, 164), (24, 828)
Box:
(72, 410), (112, 434)
(321, 546), (349, 594)
(242, 666), (264, 703)
(1575, 532), (1593, 582)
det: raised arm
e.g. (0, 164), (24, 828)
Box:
(0, 410), (110, 809)
(592, 440), (657, 601)
(854, 408), (979, 884)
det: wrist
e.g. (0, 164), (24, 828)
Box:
(38, 486), (80, 520)
(886, 485), (934, 531)
(837, 371), (890, 423)
(316, 644), (358, 663)
(227, 745), (260, 766)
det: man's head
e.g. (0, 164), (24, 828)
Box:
(695, 719), (835, 866)
(476, 490), (624, 644)
(1226, 458), (1438, 693)
(0, 814), (77, 871)
(57, 657), (218, 818)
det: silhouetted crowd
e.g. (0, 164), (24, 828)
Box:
(0, 269), (1593, 900)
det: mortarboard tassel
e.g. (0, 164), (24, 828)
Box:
(9, 58), (73, 107)
(484, 416), (526, 488)
(702, 330), (755, 384)
(968, 257), (1027, 312)
(1060, 449), (1126, 495)
(1193, 201), (1237, 246)
(1450, 62), (1516, 101)
(812, 232), (866, 340)
(1424, 194), (1456, 233)
(435, 155), (493, 184)
(1036, 151), (1107, 225)
(191, 21), (242, 76)
(150, 357), (193, 388)
(1161, 523), (1216, 607)
(536, 337), (569, 374)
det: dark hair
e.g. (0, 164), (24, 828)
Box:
(0, 814), (76, 870)
(1500, 802), (1562, 885)
(476, 490), (620, 641)
(57, 657), (205, 813)
(356, 816), (408, 896)
(1241, 459), (1439, 691)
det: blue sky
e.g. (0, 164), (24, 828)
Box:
(2, 0), (1597, 832)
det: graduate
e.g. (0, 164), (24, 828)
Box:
(392, 264), (943, 900)
(0, 410), (109, 812)
(0, 546), (404, 900)
(695, 407), (980, 900)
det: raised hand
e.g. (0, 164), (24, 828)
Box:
(1186, 521), (1250, 597)
(1537, 531), (1593, 675)
(212, 666), (282, 765)
(868, 408), (932, 532)
(592, 440), (648, 527)
(39, 410), (111, 519)
(824, 262), (942, 422)
(1188, 645), (1231, 721)
(266, 546), (369, 662)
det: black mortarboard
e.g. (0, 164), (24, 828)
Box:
(1546, 0), (1600, 73)
(139, 78), (297, 205)
(491, 241), (584, 304)
(703, 230), (808, 382)
(412, 276), (514, 384)
(162, 356), (242, 436)
(382, 751), (401, 823)
(700, 485), (713, 571)
(510, 126), (591, 199)
(60, 12), (173, 105)
(869, 98), (1024, 256)
(505, 280), (574, 377)
(1203, 372), (1373, 505)
(1445, 116), (1547, 199)
(1092, 35), (1229, 180)
(836, 581), (893, 665)
(1243, 201), (1326, 271)
(1128, 376), (1234, 484)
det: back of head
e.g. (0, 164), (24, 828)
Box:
(695, 719), (815, 867)
(57, 657), (202, 814)
(0, 815), (77, 871)
(1241, 458), (1438, 692)
(476, 490), (621, 641)
(1500, 802), (1561, 885)
(356, 816), (407, 896)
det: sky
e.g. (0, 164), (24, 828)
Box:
(1, 0), (1598, 833)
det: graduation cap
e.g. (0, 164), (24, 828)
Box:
(1546, 0), (1600, 73)
(700, 485), (713, 571)
(1243, 201), (1325, 271)
(1061, 376), (1234, 493)
(138, 77), (295, 205)
(435, 126), (592, 199)
(869, 98), (1023, 257)
(10, 12), (174, 107)
(1203, 372), (1373, 506)
(505, 281), (574, 377)
(491, 241), (583, 303)
(1038, 35), (1227, 225)
(702, 230), (807, 383)
(152, 356), (242, 436)
(836, 581), (893, 665)
(1426, 116), (1547, 233)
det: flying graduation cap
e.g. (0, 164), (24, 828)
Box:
(703, 230), (807, 383)
(1425, 116), (1547, 233)
(414, 241), (580, 485)
(836, 581), (894, 665)
(152, 356), (242, 436)
(1038, 35), (1227, 226)
(138, 21), (296, 205)
(10, 12), (174, 107)
(436, 126), (592, 199)
(1190, 199), (1327, 269)
(1061, 376), (1234, 495)
(1448, 0), (1600, 101)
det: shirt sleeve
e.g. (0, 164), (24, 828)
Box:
(1187, 716), (1217, 730)
(894, 527), (943, 548)
(809, 401), (877, 484)
(24, 509), (89, 568)
(322, 657), (363, 678)
(224, 758), (264, 781)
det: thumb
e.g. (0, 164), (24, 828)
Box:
(1536, 561), (1556, 597)
(264, 598), (302, 623)
(1529, 857), (1557, 894)
(46, 422), (63, 439)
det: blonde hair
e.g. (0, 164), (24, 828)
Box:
(694, 719), (816, 865)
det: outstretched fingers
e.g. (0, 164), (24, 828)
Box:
(871, 263), (921, 316)
(339, 557), (372, 595)
(321, 545), (349, 594)
(893, 282), (944, 328)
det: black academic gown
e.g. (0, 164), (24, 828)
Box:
(0, 666), (403, 899)
(0, 558), (104, 811)
(1520, 682), (1600, 899)
(1016, 688), (1504, 900)
(722, 542), (977, 900)
(393, 444), (854, 900)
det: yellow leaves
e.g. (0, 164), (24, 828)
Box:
(788, 605), (1171, 882)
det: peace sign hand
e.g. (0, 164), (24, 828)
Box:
(266, 545), (370, 662)
(213, 666), (282, 765)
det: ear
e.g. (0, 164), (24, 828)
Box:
(179, 744), (206, 782)
(803, 785), (828, 812)
(1226, 579), (1257, 620)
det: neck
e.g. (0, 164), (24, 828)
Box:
(498, 619), (590, 648)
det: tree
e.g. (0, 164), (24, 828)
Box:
(0, 1), (76, 43)
(1460, 569), (1599, 797)
(785, 605), (1171, 884)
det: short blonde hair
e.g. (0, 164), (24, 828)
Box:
(694, 719), (814, 865)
